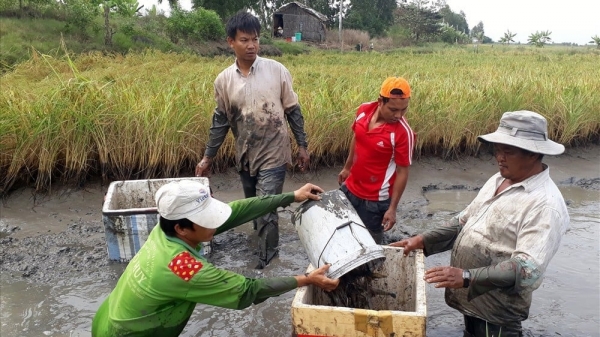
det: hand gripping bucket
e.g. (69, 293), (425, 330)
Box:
(292, 189), (385, 279)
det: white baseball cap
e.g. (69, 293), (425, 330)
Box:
(155, 180), (232, 229)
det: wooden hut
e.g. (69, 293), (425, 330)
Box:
(272, 2), (328, 43)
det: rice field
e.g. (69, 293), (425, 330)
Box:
(1, 47), (599, 193)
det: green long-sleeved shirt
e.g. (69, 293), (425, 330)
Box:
(92, 193), (298, 337)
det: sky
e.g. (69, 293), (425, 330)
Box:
(138, 0), (599, 45)
(443, 0), (599, 45)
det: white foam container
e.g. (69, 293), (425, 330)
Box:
(102, 177), (210, 262)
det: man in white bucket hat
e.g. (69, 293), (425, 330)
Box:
(391, 111), (570, 337)
(92, 181), (339, 337)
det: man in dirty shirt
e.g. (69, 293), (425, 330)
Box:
(195, 12), (309, 269)
(391, 111), (569, 337)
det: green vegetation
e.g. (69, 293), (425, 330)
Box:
(2, 47), (599, 194)
(590, 35), (600, 49)
(528, 30), (553, 48)
(0, 1), (231, 71)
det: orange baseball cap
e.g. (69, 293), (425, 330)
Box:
(380, 77), (411, 99)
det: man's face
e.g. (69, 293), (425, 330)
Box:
(493, 143), (539, 182)
(227, 29), (259, 63)
(185, 224), (217, 245)
(378, 98), (410, 123)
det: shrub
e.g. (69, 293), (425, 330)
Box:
(387, 25), (412, 47)
(112, 32), (133, 51)
(271, 40), (306, 55)
(63, 0), (100, 39)
(325, 29), (370, 46)
(166, 8), (225, 43)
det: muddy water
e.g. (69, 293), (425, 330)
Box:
(1, 155), (599, 337)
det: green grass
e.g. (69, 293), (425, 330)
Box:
(1, 47), (599, 193)
(0, 16), (191, 72)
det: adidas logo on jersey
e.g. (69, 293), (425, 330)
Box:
(377, 141), (384, 147)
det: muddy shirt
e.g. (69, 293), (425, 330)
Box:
(205, 56), (303, 176)
(92, 193), (298, 337)
(422, 165), (569, 328)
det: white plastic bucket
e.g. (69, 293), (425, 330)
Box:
(292, 189), (385, 279)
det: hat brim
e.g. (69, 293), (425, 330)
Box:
(185, 197), (232, 229)
(478, 132), (564, 155)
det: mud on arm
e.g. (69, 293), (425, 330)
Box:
(204, 108), (230, 158)
(421, 215), (463, 256)
(284, 105), (308, 148)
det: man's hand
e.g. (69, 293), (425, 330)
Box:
(300, 264), (339, 292)
(338, 168), (350, 185)
(424, 266), (464, 289)
(382, 208), (397, 231)
(389, 235), (424, 255)
(296, 147), (310, 172)
(293, 183), (324, 202)
(195, 157), (213, 177)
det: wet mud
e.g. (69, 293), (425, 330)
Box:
(1, 146), (599, 336)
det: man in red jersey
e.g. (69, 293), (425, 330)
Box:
(338, 77), (415, 243)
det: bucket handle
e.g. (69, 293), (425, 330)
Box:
(317, 220), (368, 268)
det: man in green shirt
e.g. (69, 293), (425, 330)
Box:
(92, 180), (339, 337)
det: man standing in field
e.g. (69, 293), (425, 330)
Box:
(195, 12), (309, 269)
(338, 77), (415, 244)
(391, 111), (569, 337)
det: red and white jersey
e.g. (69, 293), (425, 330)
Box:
(345, 101), (415, 201)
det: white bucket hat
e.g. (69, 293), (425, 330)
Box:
(478, 110), (565, 155)
(155, 180), (232, 229)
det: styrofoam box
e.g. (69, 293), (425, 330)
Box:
(291, 246), (426, 337)
(101, 177), (210, 262)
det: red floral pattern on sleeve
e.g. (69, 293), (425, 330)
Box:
(168, 251), (203, 282)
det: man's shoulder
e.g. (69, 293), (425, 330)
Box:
(257, 56), (288, 71)
(392, 116), (414, 133)
(355, 101), (378, 118)
(216, 63), (237, 80)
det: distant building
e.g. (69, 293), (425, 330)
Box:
(272, 2), (328, 42)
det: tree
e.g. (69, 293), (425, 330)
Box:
(345, 0), (397, 37)
(192, 0), (249, 21)
(166, 7), (225, 41)
(438, 4), (468, 35)
(498, 29), (516, 44)
(470, 21), (483, 40)
(528, 30), (552, 47)
(91, 0), (142, 46)
(63, 0), (100, 39)
(309, 0), (338, 28)
(12, 0), (55, 17)
(157, 0), (179, 9)
(112, 0), (142, 16)
(394, 2), (442, 42)
(439, 23), (469, 44)
(247, 0), (288, 32)
(590, 35), (600, 49)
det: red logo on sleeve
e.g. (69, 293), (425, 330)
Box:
(168, 251), (203, 282)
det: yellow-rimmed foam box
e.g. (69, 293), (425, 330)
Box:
(291, 246), (426, 337)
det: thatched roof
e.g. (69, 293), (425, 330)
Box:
(275, 1), (328, 22)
